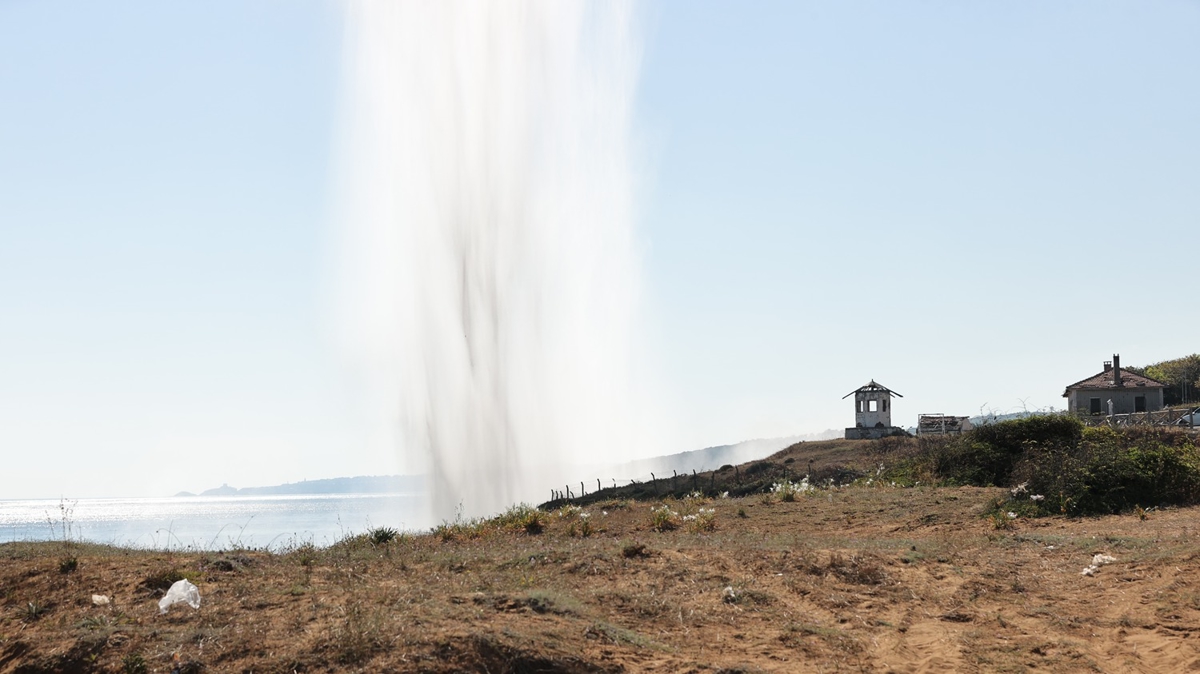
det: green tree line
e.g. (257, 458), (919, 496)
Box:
(1126, 354), (1200, 406)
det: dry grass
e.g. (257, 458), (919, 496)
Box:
(3, 481), (1200, 672)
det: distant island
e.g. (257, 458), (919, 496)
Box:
(175, 474), (424, 498)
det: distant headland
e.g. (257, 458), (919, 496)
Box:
(174, 474), (424, 498)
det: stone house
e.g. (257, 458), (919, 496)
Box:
(1063, 354), (1166, 416)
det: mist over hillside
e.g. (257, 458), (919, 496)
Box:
(590, 431), (842, 486)
(181, 432), (841, 498)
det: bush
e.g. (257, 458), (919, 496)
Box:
(683, 508), (716, 533)
(925, 415), (1084, 487)
(137, 567), (197, 596)
(493, 504), (547, 534)
(1014, 426), (1200, 515)
(368, 526), (400, 546)
(648, 505), (680, 532)
(567, 514), (594, 538)
(897, 415), (1200, 517)
(771, 478), (811, 502)
(122, 654), (148, 674)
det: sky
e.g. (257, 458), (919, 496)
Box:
(2, 1), (1198, 499)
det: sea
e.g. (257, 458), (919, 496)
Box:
(0, 494), (430, 550)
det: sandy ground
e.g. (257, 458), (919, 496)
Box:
(3, 485), (1200, 673)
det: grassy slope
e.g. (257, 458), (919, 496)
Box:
(3, 440), (1200, 673)
(549, 439), (876, 507)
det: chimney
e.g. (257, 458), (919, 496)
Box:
(1113, 354), (1122, 387)
(1103, 360), (1112, 373)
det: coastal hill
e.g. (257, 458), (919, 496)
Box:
(5, 425), (1200, 672)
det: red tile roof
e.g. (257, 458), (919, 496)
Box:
(1062, 369), (1165, 396)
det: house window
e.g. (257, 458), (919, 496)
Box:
(1135, 396), (1146, 413)
(1089, 398), (1102, 415)
(868, 400), (877, 412)
(857, 400), (863, 413)
(882, 398), (888, 412)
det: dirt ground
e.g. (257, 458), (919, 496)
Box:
(3, 484), (1200, 673)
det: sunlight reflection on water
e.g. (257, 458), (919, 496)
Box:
(0, 494), (430, 549)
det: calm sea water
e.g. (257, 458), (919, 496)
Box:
(0, 494), (431, 549)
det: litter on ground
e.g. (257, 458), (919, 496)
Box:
(1081, 553), (1117, 577)
(158, 579), (201, 614)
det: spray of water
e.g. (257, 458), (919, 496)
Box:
(334, 2), (651, 520)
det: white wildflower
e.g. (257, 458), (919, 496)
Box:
(1007, 512), (1018, 519)
(1030, 494), (1045, 502)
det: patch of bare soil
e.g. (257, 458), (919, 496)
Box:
(4, 484), (1200, 672)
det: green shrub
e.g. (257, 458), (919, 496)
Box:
(897, 416), (1200, 517)
(122, 653), (148, 674)
(926, 415), (1084, 487)
(492, 504), (547, 534)
(770, 478), (811, 502)
(648, 505), (679, 532)
(1014, 426), (1200, 515)
(137, 567), (197, 596)
(368, 526), (400, 546)
(683, 507), (717, 532)
(567, 514), (594, 538)
(972, 414), (1083, 456)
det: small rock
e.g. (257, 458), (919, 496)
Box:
(91, 594), (110, 606)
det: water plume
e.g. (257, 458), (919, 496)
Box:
(334, 1), (650, 520)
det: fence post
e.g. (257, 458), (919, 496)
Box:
(692, 469), (698, 492)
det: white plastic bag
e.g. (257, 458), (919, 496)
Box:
(158, 579), (201, 614)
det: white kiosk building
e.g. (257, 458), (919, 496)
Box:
(843, 380), (906, 440)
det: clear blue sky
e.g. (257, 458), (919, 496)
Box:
(2, 1), (1198, 498)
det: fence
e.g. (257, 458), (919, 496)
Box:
(1081, 408), (1196, 429)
